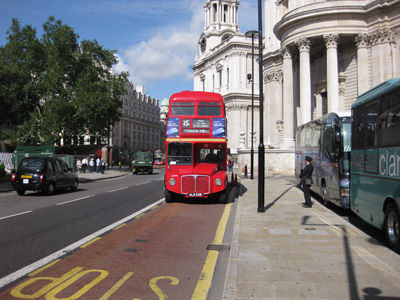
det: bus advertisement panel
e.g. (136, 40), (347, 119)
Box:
(295, 112), (351, 208)
(164, 91), (227, 203)
(351, 78), (400, 252)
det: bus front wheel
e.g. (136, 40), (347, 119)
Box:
(165, 189), (173, 203)
(218, 189), (227, 204)
(384, 202), (400, 252)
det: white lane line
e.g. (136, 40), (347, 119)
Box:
(0, 211), (33, 221)
(136, 181), (151, 186)
(107, 187), (128, 193)
(56, 195), (95, 206)
(0, 198), (165, 289)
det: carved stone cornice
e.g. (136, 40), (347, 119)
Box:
(226, 104), (248, 112)
(296, 38), (311, 52)
(248, 106), (259, 113)
(280, 46), (293, 60)
(370, 27), (395, 46)
(323, 33), (339, 49)
(355, 33), (370, 49)
(264, 70), (282, 83)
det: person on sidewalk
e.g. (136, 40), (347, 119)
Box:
(96, 157), (101, 173)
(89, 159), (94, 173)
(299, 156), (314, 208)
(81, 157), (88, 173)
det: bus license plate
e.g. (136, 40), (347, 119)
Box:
(189, 193), (202, 197)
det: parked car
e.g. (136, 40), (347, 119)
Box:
(12, 157), (78, 196)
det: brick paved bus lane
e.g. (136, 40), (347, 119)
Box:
(1, 200), (230, 300)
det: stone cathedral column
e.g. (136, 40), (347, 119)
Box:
(324, 34), (340, 113)
(281, 46), (294, 149)
(296, 38), (312, 125)
(356, 34), (370, 95)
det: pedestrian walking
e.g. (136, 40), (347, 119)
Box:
(89, 159), (94, 173)
(76, 159), (82, 173)
(100, 159), (105, 174)
(299, 156), (314, 208)
(96, 157), (101, 173)
(228, 157), (233, 172)
(81, 157), (88, 173)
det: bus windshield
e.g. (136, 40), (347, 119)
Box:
(168, 143), (192, 165)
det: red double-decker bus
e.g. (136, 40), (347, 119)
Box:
(164, 91), (227, 203)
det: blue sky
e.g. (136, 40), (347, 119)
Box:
(0, 0), (259, 103)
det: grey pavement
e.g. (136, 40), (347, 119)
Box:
(223, 175), (400, 300)
(1, 169), (400, 299)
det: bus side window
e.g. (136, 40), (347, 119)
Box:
(379, 104), (400, 146)
(352, 106), (364, 149)
(365, 102), (378, 147)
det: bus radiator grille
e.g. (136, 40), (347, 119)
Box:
(182, 175), (210, 194)
(182, 176), (195, 193)
(196, 176), (209, 193)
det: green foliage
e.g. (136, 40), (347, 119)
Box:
(0, 17), (128, 146)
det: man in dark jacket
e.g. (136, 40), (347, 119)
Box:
(299, 156), (314, 208)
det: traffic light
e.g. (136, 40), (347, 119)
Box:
(119, 147), (123, 155)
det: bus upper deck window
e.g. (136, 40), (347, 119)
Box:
(171, 102), (194, 116)
(198, 102), (221, 116)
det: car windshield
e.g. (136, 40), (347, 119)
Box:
(19, 159), (45, 172)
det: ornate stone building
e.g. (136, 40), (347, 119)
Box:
(194, 0), (400, 174)
(110, 83), (162, 164)
(193, 0), (262, 170)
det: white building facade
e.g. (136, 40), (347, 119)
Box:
(193, 0), (400, 175)
(193, 0), (264, 172)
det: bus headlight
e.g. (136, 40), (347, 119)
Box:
(169, 178), (176, 186)
(215, 178), (223, 186)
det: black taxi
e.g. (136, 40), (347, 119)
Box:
(12, 157), (78, 196)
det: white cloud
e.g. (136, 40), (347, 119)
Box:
(114, 0), (204, 87)
(111, 0), (258, 90)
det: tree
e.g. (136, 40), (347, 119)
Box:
(0, 17), (128, 146)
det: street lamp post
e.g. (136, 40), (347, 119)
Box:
(245, 30), (259, 180)
(257, 0), (265, 213)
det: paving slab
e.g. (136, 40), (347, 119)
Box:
(223, 175), (400, 300)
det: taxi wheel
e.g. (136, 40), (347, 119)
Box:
(71, 180), (78, 191)
(17, 190), (25, 196)
(45, 182), (55, 195)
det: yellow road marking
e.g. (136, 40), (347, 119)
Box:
(80, 237), (102, 248)
(191, 203), (232, 300)
(28, 260), (61, 277)
(135, 213), (146, 219)
(99, 272), (134, 300)
(113, 224), (126, 230)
